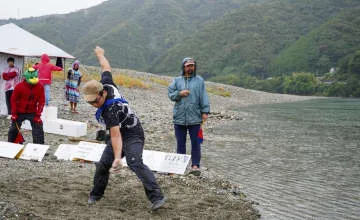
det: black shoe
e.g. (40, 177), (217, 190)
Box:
(88, 196), (101, 205)
(151, 197), (166, 211)
(189, 167), (201, 176)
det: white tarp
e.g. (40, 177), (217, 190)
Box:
(0, 23), (74, 59)
(0, 54), (23, 115)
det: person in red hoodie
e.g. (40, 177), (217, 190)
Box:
(8, 68), (45, 144)
(2, 57), (20, 115)
(33, 54), (63, 106)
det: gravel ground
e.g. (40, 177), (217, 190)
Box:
(0, 69), (317, 219)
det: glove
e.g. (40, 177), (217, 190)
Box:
(96, 130), (106, 141)
(2, 73), (9, 80)
(34, 115), (42, 124)
(11, 114), (18, 121)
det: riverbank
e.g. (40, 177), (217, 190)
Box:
(0, 69), (317, 219)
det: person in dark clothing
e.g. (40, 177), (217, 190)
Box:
(81, 46), (166, 211)
(8, 68), (45, 144)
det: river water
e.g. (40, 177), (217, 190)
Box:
(203, 98), (360, 219)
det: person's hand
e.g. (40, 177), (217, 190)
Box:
(34, 116), (42, 124)
(202, 113), (208, 123)
(11, 114), (18, 121)
(179, 90), (190, 97)
(94, 46), (105, 57)
(110, 158), (123, 173)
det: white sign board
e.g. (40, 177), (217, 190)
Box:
(122, 150), (191, 175)
(19, 143), (49, 162)
(74, 141), (106, 162)
(54, 144), (78, 160)
(0, 141), (24, 159)
(54, 141), (106, 162)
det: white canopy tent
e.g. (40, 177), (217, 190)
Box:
(0, 23), (75, 115)
(0, 23), (74, 58)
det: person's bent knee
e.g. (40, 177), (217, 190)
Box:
(127, 156), (144, 171)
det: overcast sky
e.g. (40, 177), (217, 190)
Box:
(0, 0), (107, 19)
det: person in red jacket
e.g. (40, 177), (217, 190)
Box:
(8, 68), (45, 144)
(2, 57), (20, 115)
(33, 54), (62, 106)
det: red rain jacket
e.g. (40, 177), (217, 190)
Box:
(33, 54), (62, 85)
(11, 80), (45, 116)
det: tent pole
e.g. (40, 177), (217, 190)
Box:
(63, 58), (66, 106)
(63, 58), (66, 80)
(21, 56), (25, 81)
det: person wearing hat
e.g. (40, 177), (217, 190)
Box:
(8, 68), (45, 144)
(82, 46), (166, 211)
(168, 57), (210, 176)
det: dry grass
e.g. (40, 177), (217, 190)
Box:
(27, 61), (150, 89)
(80, 71), (150, 89)
(149, 77), (170, 87)
(52, 71), (66, 81)
(206, 86), (231, 97)
(112, 74), (150, 89)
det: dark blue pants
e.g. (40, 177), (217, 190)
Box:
(90, 127), (164, 203)
(174, 124), (201, 167)
(5, 90), (13, 115)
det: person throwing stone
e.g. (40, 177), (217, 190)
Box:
(81, 46), (166, 211)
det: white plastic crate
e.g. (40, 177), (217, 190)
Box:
(45, 119), (87, 137)
(21, 106), (87, 137)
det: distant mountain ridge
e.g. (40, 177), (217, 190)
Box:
(1, 0), (359, 82)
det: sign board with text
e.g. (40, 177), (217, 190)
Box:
(54, 144), (78, 160)
(72, 142), (106, 162)
(122, 150), (191, 175)
(54, 142), (106, 162)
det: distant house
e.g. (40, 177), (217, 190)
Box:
(329, 67), (336, 74)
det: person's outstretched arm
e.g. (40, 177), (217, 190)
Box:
(94, 46), (111, 73)
(94, 46), (116, 86)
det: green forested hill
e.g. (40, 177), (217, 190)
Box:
(270, 9), (360, 75)
(3, 0), (262, 70)
(1, 0), (359, 96)
(150, 0), (360, 78)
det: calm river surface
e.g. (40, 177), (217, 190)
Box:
(203, 98), (360, 219)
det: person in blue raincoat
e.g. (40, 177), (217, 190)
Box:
(168, 57), (210, 176)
